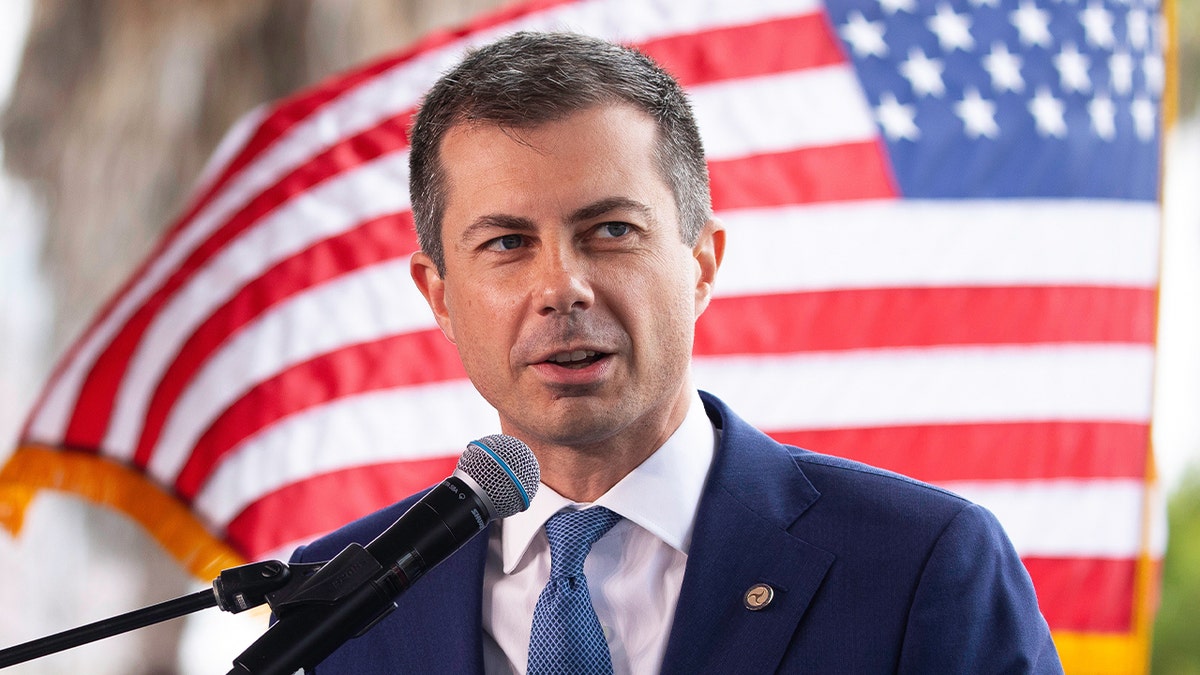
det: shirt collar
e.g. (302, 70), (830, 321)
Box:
(498, 391), (717, 573)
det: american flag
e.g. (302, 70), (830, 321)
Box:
(0, 0), (1165, 671)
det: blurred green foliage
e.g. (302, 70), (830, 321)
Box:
(1151, 467), (1200, 674)
(1151, 5), (1199, 669)
(1179, 0), (1199, 114)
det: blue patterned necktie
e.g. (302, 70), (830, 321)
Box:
(527, 506), (623, 675)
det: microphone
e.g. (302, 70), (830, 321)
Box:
(228, 434), (539, 675)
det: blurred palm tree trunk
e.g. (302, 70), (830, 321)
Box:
(1, 1), (507, 672)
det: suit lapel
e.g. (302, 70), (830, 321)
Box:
(659, 393), (835, 674)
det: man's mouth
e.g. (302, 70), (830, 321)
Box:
(545, 350), (606, 369)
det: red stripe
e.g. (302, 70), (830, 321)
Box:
(227, 473), (1139, 635)
(172, 284), (1155, 489)
(768, 421), (1150, 481)
(174, 331), (464, 499)
(172, 0), (837, 247)
(226, 471), (1139, 635)
(709, 142), (898, 210)
(32, 6), (851, 446)
(638, 13), (846, 87)
(62, 116), (413, 449)
(223, 456), (458, 559)
(18, 231), (183, 443)
(164, 83), (388, 246)
(183, 4), (839, 252)
(697, 286), (1157, 354)
(167, 2), (831, 265)
(1023, 556), (1136, 632)
(158, 0), (580, 243)
(132, 213), (418, 468)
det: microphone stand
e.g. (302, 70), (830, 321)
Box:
(0, 559), (316, 669)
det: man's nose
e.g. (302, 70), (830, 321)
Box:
(535, 246), (594, 315)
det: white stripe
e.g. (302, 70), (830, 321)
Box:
(556, 0), (822, 44)
(103, 152), (412, 458)
(38, 194), (1155, 448)
(1148, 481), (1168, 556)
(942, 479), (1149, 557)
(211, 417), (1159, 559)
(190, 103), (270, 197)
(144, 260), (438, 482)
(26, 364), (90, 445)
(692, 66), (877, 160)
(194, 380), (498, 527)
(263, 539), (310, 566)
(23, 0), (824, 443)
(694, 343), (1155, 430)
(714, 199), (1162, 296)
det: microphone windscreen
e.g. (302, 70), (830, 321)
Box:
(458, 434), (539, 518)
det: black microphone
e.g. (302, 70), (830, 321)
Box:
(228, 434), (540, 675)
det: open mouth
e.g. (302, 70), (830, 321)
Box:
(544, 349), (607, 369)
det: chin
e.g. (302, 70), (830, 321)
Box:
(518, 413), (624, 450)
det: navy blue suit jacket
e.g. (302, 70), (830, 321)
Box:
(290, 392), (1062, 673)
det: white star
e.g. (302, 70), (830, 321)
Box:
(1144, 52), (1165, 94)
(1131, 96), (1157, 141)
(900, 48), (946, 97)
(841, 11), (889, 57)
(1151, 11), (1167, 51)
(955, 88), (1001, 138)
(1080, 2), (1116, 48)
(1089, 93), (1117, 140)
(1011, 1), (1054, 48)
(971, 0), (1001, 7)
(1054, 43), (1092, 92)
(928, 4), (975, 52)
(1110, 50), (1135, 94)
(875, 92), (921, 140)
(1127, 8), (1149, 50)
(1029, 87), (1068, 137)
(879, 0), (917, 14)
(983, 42), (1025, 92)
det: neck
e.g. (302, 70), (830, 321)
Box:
(524, 390), (694, 503)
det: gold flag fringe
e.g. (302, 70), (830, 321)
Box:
(0, 444), (246, 581)
(0, 444), (1161, 670)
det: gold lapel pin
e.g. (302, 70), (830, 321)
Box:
(743, 583), (775, 611)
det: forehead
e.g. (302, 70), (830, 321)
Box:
(437, 104), (675, 223)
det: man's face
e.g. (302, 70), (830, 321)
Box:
(411, 104), (722, 458)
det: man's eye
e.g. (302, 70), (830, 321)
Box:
(487, 234), (524, 251)
(597, 223), (630, 238)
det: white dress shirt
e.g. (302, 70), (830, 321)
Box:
(481, 391), (718, 674)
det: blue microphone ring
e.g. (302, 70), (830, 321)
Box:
(468, 439), (532, 510)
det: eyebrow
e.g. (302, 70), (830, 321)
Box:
(567, 197), (656, 225)
(461, 214), (535, 239)
(460, 197), (657, 243)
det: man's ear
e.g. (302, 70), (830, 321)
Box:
(411, 252), (456, 344)
(693, 218), (726, 317)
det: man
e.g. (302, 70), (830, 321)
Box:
(291, 31), (1062, 673)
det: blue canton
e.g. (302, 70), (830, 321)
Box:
(824, 0), (1164, 200)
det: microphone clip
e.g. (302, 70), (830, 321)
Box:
(214, 548), (396, 627)
(212, 559), (303, 614)
(262, 544), (391, 621)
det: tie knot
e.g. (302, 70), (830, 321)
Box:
(544, 507), (622, 577)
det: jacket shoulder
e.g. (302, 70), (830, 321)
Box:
(290, 491), (427, 563)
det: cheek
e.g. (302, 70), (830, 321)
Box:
(444, 285), (520, 359)
(625, 272), (698, 349)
